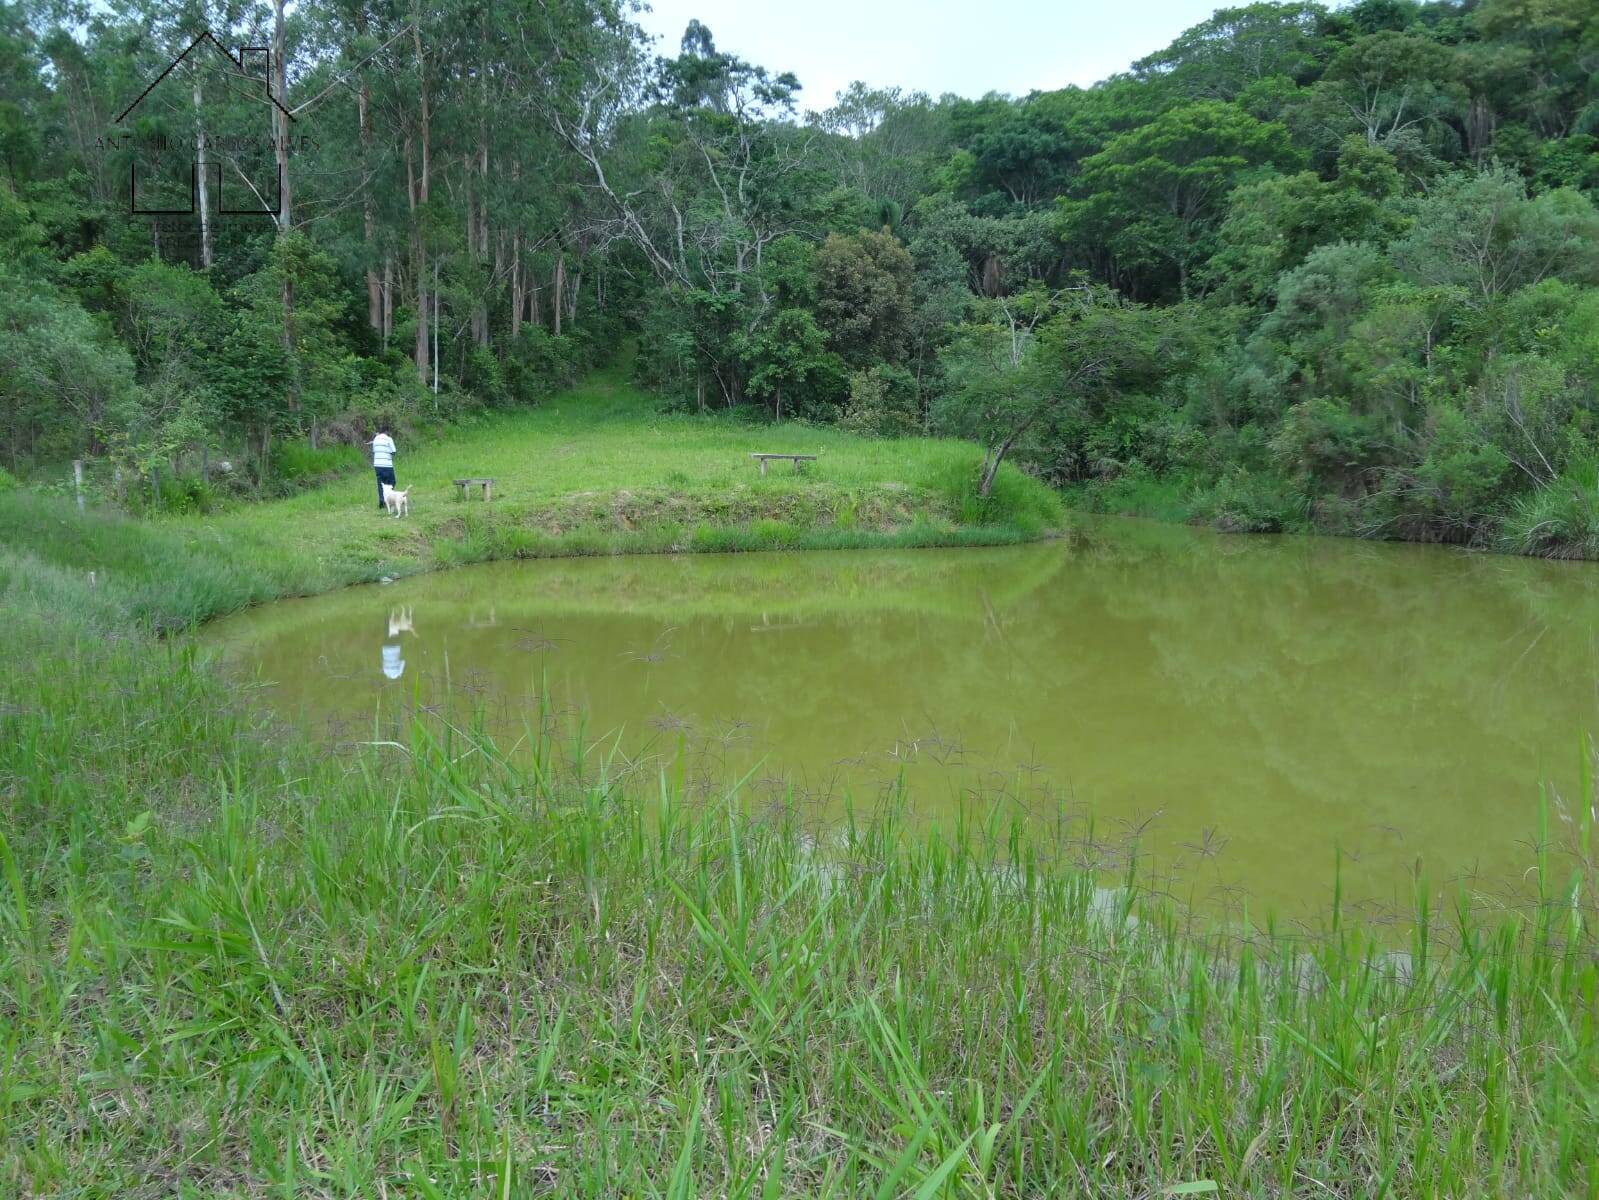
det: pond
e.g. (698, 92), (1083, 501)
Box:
(203, 518), (1599, 918)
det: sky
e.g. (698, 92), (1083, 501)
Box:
(635, 0), (1234, 113)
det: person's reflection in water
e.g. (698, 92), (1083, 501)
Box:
(382, 605), (415, 680)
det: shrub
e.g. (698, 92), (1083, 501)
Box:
(839, 365), (920, 438)
(462, 344), (511, 408)
(270, 441), (364, 484)
(503, 328), (587, 403)
(1192, 467), (1306, 533)
(1499, 459), (1599, 559)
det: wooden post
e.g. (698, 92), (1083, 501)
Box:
(73, 459), (84, 510)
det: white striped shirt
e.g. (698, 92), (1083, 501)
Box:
(372, 434), (395, 468)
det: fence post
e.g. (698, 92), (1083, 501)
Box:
(73, 459), (84, 511)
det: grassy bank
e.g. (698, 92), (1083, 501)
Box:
(165, 369), (1060, 611)
(1, 370), (1060, 634)
(1064, 467), (1599, 563)
(4, 451), (1599, 1196)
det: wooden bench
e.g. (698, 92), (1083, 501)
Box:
(453, 477), (495, 501)
(749, 453), (818, 476)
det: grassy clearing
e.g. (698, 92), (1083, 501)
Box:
(4, 448), (1599, 1196)
(0, 369), (1059, 635)
(155, 367), (1062, 606)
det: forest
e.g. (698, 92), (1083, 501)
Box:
(2, 0), (1599, 554)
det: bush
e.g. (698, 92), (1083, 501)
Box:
(503, 327), (588, 404)
(1270, 398), (1392, 496)
(1192, 467), (1306, 533)
(270, 440), (364, 483)
(1403, 404), (1513, 540)
(156, 473), (217, 515)
(1499, 460), (1599, 559)
(0, 465), (18, 493)
(462, 344), (511, 407)
(839, 365), (920, 437)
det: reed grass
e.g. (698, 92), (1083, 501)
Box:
(2, 484), (1597, 1198)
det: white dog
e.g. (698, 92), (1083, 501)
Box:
(382, 483), (411, 518)
(387, 606), (415, 638)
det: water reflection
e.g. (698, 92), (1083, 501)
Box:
(381, 606), (415, 679)
(204, 520), (1599, 916)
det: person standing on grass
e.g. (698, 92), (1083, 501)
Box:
(370, 428), (397, 511)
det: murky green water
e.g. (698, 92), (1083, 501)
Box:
(204, 518), (1599, 916)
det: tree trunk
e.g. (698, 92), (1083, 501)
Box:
(272, 0), (292, 232)
(473, 68), (490, 348)
(358, 74), (380, 329)
(510, 233), (522, 337)
(465, 164), (480, 344)
(408, 140), (427, 382)
(352, 6), (381, 330)
(978, 422), (1032, 498)
(552, 252), (565, 336)
(411, 17), (431, 383)
(283, 271), (298, 413)
(272, 0), (296, 415)
(978, 454), (998, 498)
(192, 80), (213, 269)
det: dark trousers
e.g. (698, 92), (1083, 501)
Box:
(375, 465), (396, 509)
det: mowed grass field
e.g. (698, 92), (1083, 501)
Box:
(187, 369), (1062, 590)
(0, 369), (1060, 633)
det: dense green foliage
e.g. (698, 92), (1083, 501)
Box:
(3, 493), (1599, 1195)
(2, 0), (1598, 550)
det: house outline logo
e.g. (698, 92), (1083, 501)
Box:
(115, 30), (293, 219)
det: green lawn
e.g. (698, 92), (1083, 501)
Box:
(0, 370), (1060, 634)
(183, 368), (1061, 596)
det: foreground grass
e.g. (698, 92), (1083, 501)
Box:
(4, 476), (1599, 1195)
